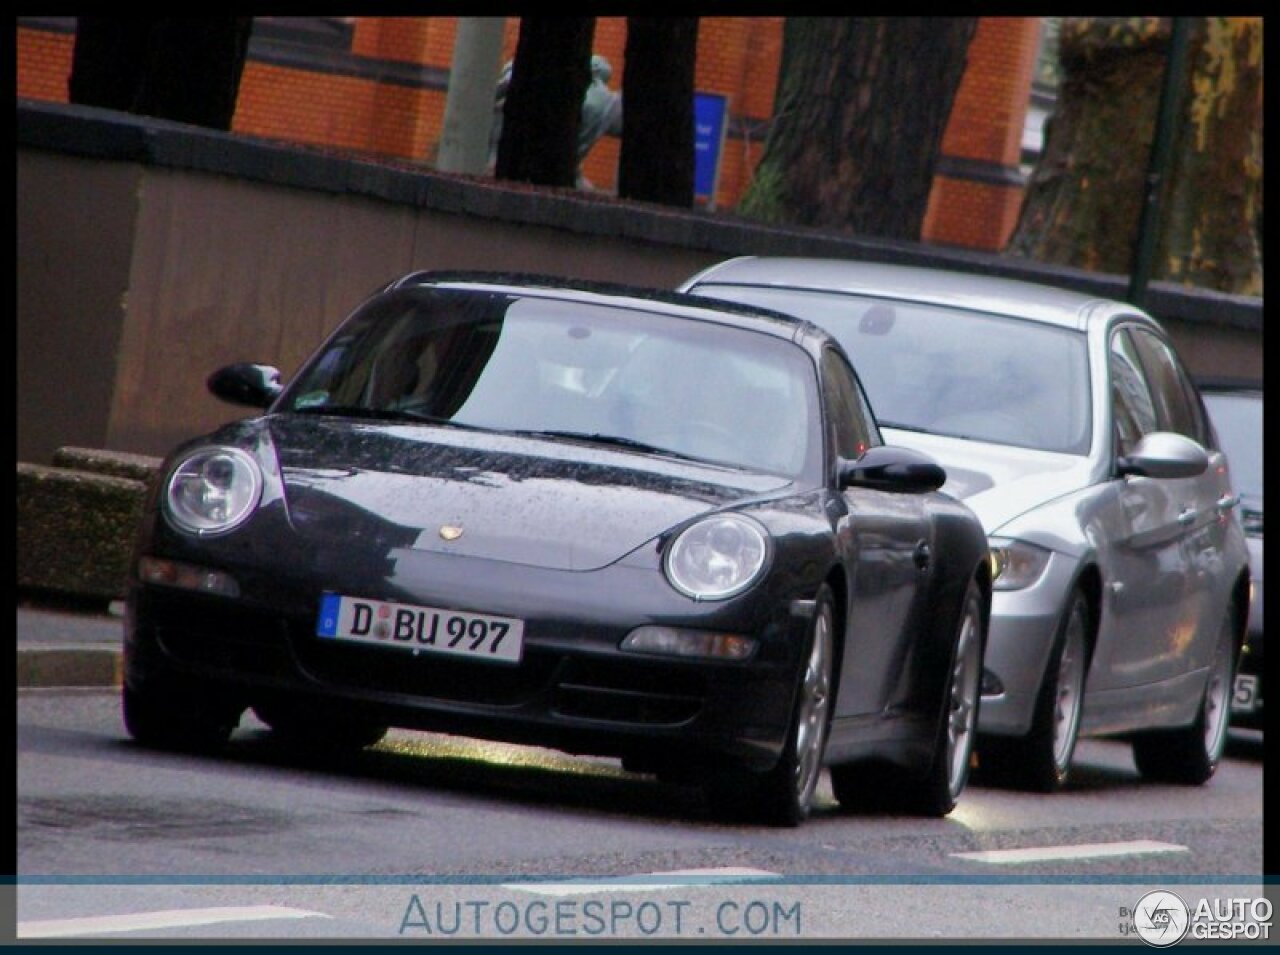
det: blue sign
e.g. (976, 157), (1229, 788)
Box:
(694, 92), (729, 204)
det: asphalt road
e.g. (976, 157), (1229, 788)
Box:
(15, 688), (1269, 942)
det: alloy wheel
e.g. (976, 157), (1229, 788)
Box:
(946, 600), (982, 797)
(793, 601), (833, 808)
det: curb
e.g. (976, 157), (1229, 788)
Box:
(17, 646), (122, 689)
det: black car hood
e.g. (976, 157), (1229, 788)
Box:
(266, 415), (793, 571)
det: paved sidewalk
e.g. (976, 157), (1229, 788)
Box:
(17, 604), (124, 689)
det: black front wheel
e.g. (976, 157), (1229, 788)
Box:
(253, 703), (388, 752)
(831, 578), (983, 817)
(123, 681), (240, 753)
(912, 578), (984, 816)
(708, 585), (835, 827)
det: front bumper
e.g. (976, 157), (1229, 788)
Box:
(124, 548), (812, 773)
(976, 551), (1079, 737)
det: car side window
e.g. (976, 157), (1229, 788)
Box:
(1109, 329), (1159, 458)
(821, 348), (881, 462)
(1128, 327), (1210, 446)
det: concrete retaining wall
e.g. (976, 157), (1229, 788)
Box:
(18, 100), (1262, 465)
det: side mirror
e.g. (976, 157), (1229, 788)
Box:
(1117, 431), (1209, 479)
(838, 445), (947, 494)
(207, 363), (283, 409)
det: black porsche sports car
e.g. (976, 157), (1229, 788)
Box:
(123, 272), (991, 826)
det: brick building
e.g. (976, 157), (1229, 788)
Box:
(16, 16), (1045, 251)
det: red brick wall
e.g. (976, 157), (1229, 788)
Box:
(921, 17), (1042, 249)
(16, 26), (73, 102)
(17, 17), (1040, 249)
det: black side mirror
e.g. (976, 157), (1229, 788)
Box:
(838, 445), (947, 494)
(207, 363), (283, 409)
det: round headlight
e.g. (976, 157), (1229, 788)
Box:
(164, 447), (263, 536)
(664, 513), (769, 601)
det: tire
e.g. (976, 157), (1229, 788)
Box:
(831, 578), (984, 817)
(709, 584), (835, 827)
(913, 577), (984, 815)
(1132, 604), (1236, 785)
(253, 703), (388, 751)
(981, 589), (1089, 792)
(123, 681), (239, 753)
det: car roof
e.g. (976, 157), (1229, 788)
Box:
(684, 256), (1119, 331)
(389, 269), (831, 346)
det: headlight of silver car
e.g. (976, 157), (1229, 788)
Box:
(164, 446), (263, 536)
(664, 513), (769, 601)
(989, 537), (1051, 591)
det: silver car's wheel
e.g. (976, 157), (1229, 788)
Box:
(980, 590), (1090, 793)
(1200, 630), (1233, 758)
(1133, 603), (1237, 785)
(1049, 602), (1088, 773)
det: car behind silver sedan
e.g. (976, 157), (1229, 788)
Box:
(681, 257), (1251, 791)
(1198, 379), (1263, 730)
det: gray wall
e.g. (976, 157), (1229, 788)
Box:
(17, 101), (1263, 463)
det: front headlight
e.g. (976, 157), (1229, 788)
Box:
(164, 446), (263, 536)
(664, 513), (769, 601)
(989, 537), (1051, 591)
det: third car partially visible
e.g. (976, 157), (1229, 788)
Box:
(1198, 379), (1263, 730)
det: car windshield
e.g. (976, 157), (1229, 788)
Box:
(1202, 391), (1263, 504)
(693, 285), (1092, 454)
(281, 287), (819, 477)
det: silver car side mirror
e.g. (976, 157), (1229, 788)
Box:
(1117, 431), (1210, 479)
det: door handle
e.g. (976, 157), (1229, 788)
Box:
(913, 540), (931, 570)
(1177, 508), (1198, 526)
(1216, 493), (1240, 512)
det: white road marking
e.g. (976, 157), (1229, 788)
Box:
(504, 866), (780, 896)
(951, 839), (1189, 865)
(18, 905), (332, 938)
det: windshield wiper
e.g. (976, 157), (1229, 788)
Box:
(518, 429), (705, 462)
(292, 405), (463, 427)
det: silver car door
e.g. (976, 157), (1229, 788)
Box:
(1127, 326), (1233, 670)
(1089, 327), (1196, 691)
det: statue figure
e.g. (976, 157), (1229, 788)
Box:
(490, 54), (623, 190)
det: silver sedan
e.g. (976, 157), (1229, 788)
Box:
(681, 256), (1251, 792)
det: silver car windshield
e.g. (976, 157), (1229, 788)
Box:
(284, 288), (820, 478)
(695, 285), (1092, 455)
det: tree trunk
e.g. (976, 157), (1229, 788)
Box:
(1009, 17), (1262, 296)
(738, 17), (977, 240)
(1159, 18), (1263, 294)
(496, 18), (595, 188)
(68, 19), (152, 112)
(618, 18), (699, 207)
(69, 18), (252, 131)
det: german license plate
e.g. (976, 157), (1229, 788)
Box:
(1232, 673), (1259, 713)
(316, 594), (524, 664)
